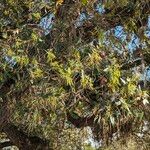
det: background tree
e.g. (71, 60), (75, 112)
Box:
(0, 0), (150, 149)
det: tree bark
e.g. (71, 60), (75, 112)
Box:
(0, 141), (14, 149)
(2, 123), (50, 150)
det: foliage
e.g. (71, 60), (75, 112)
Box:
(0, 0), (150, 149)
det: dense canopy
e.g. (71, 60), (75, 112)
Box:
(0, 0), (150, 149)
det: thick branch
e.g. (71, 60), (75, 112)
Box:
(3, 123), (50, 150)
(0, 141), (14, 149)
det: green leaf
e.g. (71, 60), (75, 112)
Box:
(81, 70), (93, 89)
(82, 0), (88, 5)
(47, 50), (56, 63)
(31, 32), (38, 41)
(32, 12), (41, 20)
(31, 68), (43, 78)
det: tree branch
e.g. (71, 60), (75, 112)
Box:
(0, 141), (14, 149)
(2, 123), (50, 150)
